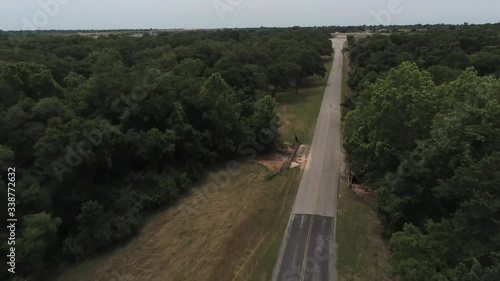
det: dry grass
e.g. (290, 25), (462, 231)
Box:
(56, 163), (300, 281)
(232, 167), (301, 281)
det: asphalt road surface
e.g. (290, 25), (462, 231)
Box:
(273, 38), (346, 281)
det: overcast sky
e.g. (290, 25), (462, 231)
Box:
(0, 0), (499, 30)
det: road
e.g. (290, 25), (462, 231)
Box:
(273, 38), (346, 281)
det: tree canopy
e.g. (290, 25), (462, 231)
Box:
(343, 23), (500, 281)
(0, 27), (331, 281)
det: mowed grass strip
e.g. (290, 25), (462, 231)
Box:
(228, 167), (301, 281)
(337, 51), (394, 281)
(277, 56), (333, 144)
(336, 166), (393, 281)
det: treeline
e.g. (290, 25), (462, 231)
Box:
(0, 27), (331, 280)
(342, 24), (500, 280)
(344, 23), (500, 112)
(326, 23), (491, 34)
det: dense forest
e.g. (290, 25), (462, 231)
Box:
(343, 24), (500, 280)
(0, 27), (331, 280)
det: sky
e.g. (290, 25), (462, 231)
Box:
(0, 0), (499, 30)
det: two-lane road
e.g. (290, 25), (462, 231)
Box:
(273, 38), (346, 281)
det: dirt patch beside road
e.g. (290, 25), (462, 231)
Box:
(255, 144), (309, 172)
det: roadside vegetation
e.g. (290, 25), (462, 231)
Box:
(342, 23), (500, 280)
(0, 27), (332, 281)
(337, 49), (393, 281)
(276, 57), (333, 143)
(55, 45), (335, 281)
(336, 170), (393, 281)
(245, 56), (335, 279)
(56, 164), (301, 281)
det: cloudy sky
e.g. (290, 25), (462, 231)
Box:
(0, 0), (499, 30)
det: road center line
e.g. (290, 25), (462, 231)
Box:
(299, 107), (332, 280)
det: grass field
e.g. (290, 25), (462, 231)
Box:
(336, 51), (394, 281)
(56, 58), (334, 281)
(276, 56), (333, 144)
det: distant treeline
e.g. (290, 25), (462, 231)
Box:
(0, 27), (331, 280)
(343, 24), (500, 280)
(4, 22), (497, 34)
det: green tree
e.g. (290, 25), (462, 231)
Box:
(267, 62), (301, 96)
(16, 212), (61, 279)
(251, 95), (280, 145)
(343, 62), (436, 185)
(390, 222), (455, 281)
(199, 73), (244, 154)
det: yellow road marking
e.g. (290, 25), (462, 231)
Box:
(299, 109), (331, 281)
(299, 213), (314, 279)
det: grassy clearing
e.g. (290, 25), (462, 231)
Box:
(336, 51), (394, 281)
(276, 57), (333, 144)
